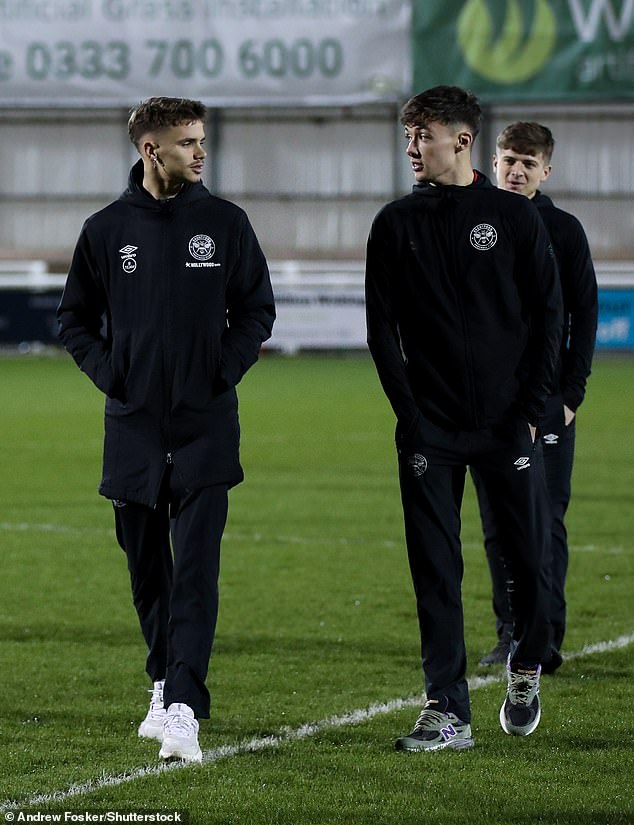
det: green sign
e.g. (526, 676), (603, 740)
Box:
(413, 0), (634, 100)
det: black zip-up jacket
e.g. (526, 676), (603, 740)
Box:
(533, 191), (597, 412)
(365, 172), (563, 437)
(58, 160), (275, 507)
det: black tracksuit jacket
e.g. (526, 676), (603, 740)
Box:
(365, 172), (563, 438)
(532, 191), (597, 412)
(58, 160), (275, 507)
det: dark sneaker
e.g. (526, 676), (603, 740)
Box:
(395, 696), (474, 752)
(499, 662), (541, 736)
(479, 637), (511, 666)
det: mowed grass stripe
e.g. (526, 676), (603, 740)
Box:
(1, 522), (630, 558)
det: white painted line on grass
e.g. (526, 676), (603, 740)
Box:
(1, 632), (633, 813)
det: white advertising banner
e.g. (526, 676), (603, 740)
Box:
(268, 289), (366, 351)
(0, 0), (411, 106)
(266, 261), (366, 351)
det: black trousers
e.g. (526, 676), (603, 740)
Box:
(473, 393), (575, 655)
(113, 470), (228, 719)
(398, 413), (550, 723)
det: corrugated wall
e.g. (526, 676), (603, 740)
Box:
(0, 102), (632, 264)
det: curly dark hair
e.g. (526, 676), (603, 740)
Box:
(400, 85), (482, 139)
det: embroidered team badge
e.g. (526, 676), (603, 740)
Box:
(189, 234), (215, 261)
(119, 245), (138, 273)
(469, 223), (497, 251)
(407, 453), (428, 477)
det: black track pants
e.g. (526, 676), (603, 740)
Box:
(113, 474), (228, 719)
(473, 393), (575, 654)
(398, 413), (550, 723)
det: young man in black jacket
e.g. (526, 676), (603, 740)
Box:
(58, 97), (275, 762)
(365, 86), (563, 750)
(476, 122), (598, 672)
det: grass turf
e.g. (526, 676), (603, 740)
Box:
(0, 352), (632, 823)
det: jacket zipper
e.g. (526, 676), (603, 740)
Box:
(160, 206), (174, 464)
(449, 209), (479, 428)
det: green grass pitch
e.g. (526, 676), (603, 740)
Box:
(0, 352), (632, 824)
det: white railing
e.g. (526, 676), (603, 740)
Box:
(0, 259), (632, 289)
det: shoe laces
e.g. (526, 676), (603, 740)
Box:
(413, 704), (451, 732)
(165, 707), (198, 739)
(507, 668), (540, 705)
(148, 681), (165, 713)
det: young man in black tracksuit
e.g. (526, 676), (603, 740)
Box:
(57, 98), (275, 762)
(475, 122), (598, 672)
(365, 87), (563, 750)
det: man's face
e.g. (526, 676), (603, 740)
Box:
(404, 121), (466, 185)
(149, 120), (206, 185)
(493, 147), (551, 198)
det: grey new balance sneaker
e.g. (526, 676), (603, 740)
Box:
(159, 702), (203, 763)
(500, 662), (542, 736)
(395, 696), (474, 752)
(137, 680), (166, 741)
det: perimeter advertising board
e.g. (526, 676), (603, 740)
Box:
(0, 0), (411, 106)
(413, 0), (634, 101)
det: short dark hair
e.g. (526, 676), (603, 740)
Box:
(400, 85), (482, 139)
(127, 97), (207, 146)
(496, 122), (555, 163)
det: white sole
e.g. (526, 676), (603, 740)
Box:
(499, 702), (541, 736)
(159, 740), (202, 763)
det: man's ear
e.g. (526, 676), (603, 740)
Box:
(142, 140), (157, 162)
(456, 131), (473, 153)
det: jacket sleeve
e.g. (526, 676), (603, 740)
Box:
(558, 217), (598, 411)
(516, 205), (564, 426)
(365, 211), (422, 439)
(56, 225), (121, 399)
(216, 213), (276, 393)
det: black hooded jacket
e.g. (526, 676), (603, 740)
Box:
(532, 191), (597, 412)
(58, 160), (275, 507)
(365, 172), (563, 437)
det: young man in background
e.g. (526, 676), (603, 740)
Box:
(476, 122), (598, 672)
(58, 97), (275, 762)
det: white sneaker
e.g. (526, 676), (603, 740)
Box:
(159, 702), (202, 763)
(137, 680), (166, 741)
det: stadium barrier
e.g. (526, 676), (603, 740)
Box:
(0, 259), (633, 352)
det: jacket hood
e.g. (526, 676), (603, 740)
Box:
(118, 159), (210, 211)
(411, 170), (494, 199)
(532, 191), (555, 208)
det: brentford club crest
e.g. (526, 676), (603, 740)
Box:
(469, 223), (498, 251)
(407, 453), (428, 477)
(188, 234), (215, 261)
